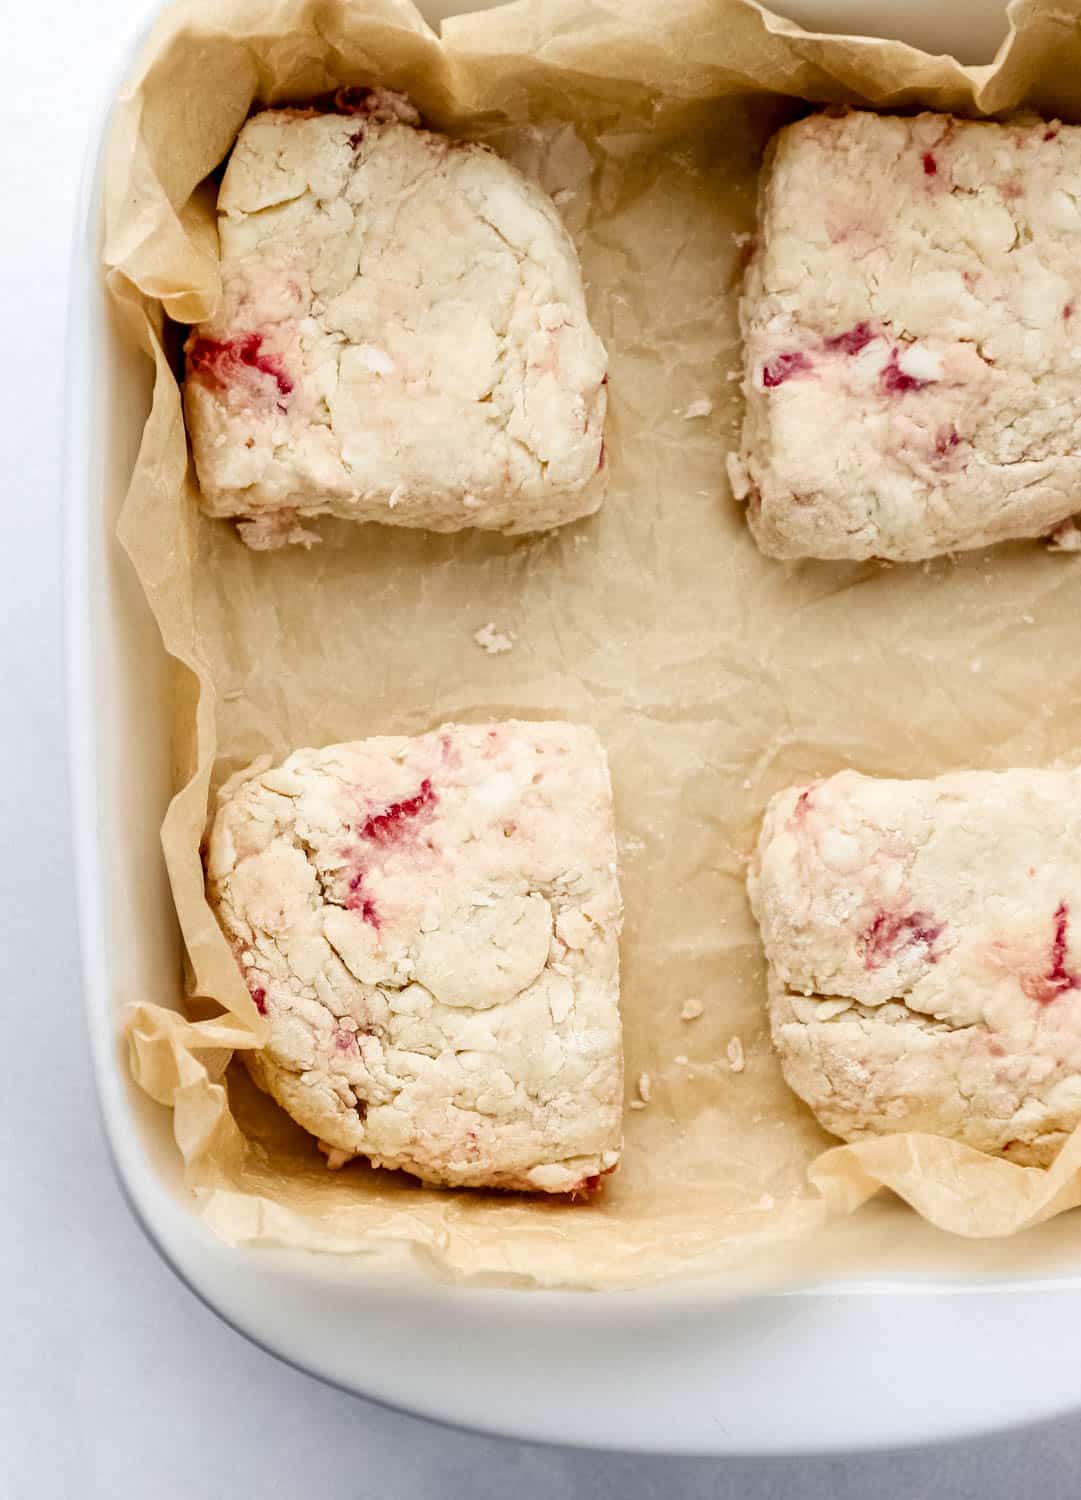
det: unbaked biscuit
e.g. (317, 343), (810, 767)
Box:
(750, 767), (1081, 1165)
(207, 720), (623, 1192)
(184, 90), (608, 548)
(730, 110), (1081, 562)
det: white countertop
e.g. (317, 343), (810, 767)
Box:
(6, 0), (1081, 1491)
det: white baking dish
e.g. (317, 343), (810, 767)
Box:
(65, 0), (1081, 1454)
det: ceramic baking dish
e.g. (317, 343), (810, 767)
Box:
(65, 0), (1081, 1454)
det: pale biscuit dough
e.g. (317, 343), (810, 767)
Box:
(749, 768), (1081, 1166)
(730, 111), (1081, 562)
(206, 720), (623, 1192)
(184, 90), (608, 548)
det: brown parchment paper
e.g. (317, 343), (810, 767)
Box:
(106, 0), (1081, 1289)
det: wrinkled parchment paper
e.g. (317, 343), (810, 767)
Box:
(106, 0), (1081, 1288)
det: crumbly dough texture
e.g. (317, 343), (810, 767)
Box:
(184, 91), (608, 548)
(206, 720), (623, 1192)
(749, 768), (1081, 1166)
(729, 110), (1081, 562)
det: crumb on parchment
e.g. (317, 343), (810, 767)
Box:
(318, 1142), (354, 1170)
(473, 622), (514, 654)
(681, 998), (704, 1022)
(726, 1037), (746, 1073)
(1050, 517), (1081, 551)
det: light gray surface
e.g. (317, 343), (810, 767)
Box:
(4, 0), (1078, 1493)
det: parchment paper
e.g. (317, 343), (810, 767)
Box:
(106, 0), (1081, 1288)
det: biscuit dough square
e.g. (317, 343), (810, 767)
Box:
(750, 767), (1081, 1165)
(184, 91), (608, 548)
(730, 111), (1081, 562)
(207, 720), (624, 1192)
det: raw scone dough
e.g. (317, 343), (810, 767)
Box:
(749, 768), (1081, 1166)
(184, 90), (608, 548)
(206, 720), (623, 1192)
(730, 110), (1081, 562)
